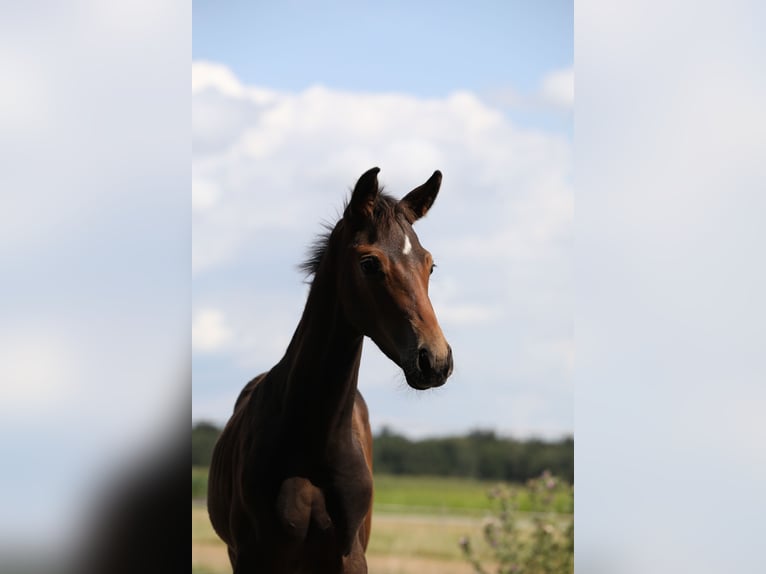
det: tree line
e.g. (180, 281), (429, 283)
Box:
(192, 422), (573, 484)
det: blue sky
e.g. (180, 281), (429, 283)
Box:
(192, 2), (572, 91)
(193, 1), (573, 133)
(192, 2), (573, 438)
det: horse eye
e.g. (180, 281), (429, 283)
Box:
(360, 256), (381, 276)
(430, 263), (437, 275)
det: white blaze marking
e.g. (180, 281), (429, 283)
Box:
(402, 234), (412, 255)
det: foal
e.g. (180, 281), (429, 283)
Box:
(207, 167), (453, 573)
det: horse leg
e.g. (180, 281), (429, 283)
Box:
(230, 540), (272, 574)
(276, 477), (332, 542)
(225, 546), (234, 565)
(341, 536), (368, 574)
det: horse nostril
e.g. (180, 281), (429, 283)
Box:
(418, 348), (432, 374)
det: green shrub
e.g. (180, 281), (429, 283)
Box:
(460, 471), (573, 574)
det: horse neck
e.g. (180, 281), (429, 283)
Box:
(278, 255), (363, 447)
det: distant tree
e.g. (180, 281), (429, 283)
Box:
(191, 422), (221, 466)
(191, 422), (573, 484)
(373, 428), (412, 474)
(371, 429), (573, 483)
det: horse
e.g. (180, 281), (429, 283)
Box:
(207, 167), (454, 573)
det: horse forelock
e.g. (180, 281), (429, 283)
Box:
(299, 190), (405, 279)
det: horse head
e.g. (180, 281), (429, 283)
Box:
(335, 167), (453, 390)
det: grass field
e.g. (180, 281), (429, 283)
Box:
(192, 467), (573, 515)
(192, 470), (573, 574)
(193, 503), (482, 574)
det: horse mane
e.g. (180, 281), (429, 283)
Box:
(299, 189), (400, 279)
(298, 220), (335, 279)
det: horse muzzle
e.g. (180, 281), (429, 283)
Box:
(405, 344), (453, 390)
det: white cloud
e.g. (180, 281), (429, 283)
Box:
(539, 67), (574, 110)
(192, 308), (233, 352)
(192, 177), (221, 211)
(192, 61), (573, 436)
(192, 60), (245, 97)
(192, 60), (277, 103)
(192, 62), (572, 273)
(437, 303), (498, 326)
(0, 50), (52, 136)
(0, 331), (75, 414)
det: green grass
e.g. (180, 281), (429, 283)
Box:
(193, 469), (573, 515)
(193, 468), (495, 513)
(373, 474), (573, 515)
(372, 474), (496, 515)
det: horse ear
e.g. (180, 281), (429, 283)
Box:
(399, 170), (442, 223)
(345, 167), (381, 224)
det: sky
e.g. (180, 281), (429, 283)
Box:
(192, 1), (574, 439)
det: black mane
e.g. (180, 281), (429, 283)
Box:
(299, 190), (401, 278)
(298, 221), (335, 279)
